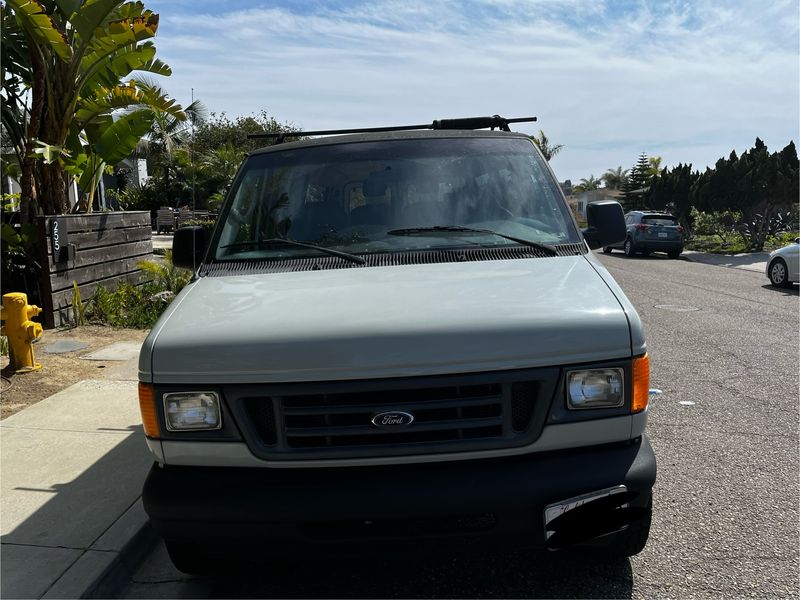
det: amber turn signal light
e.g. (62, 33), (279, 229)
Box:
(632, 354), (650, 413)
(138, 383), (160, 438)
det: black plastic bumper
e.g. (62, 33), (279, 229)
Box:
(633, 240), (683, 253)
(143, 436), (656, 555)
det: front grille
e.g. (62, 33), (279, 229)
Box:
(281, 383), (505, 449)
(226, 369), (558, 460)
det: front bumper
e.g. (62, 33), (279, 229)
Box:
(143, 436), (656, 555)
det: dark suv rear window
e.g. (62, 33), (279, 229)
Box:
(642, 215), (678, 226)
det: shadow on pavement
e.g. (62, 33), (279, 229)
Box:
(601, 252), (678, 261)
(761, 283), (799, 296)
(1, 424), (153, 599)
(197, 549), (634, 599)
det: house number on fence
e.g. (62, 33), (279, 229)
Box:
(50, 218), (69, 261)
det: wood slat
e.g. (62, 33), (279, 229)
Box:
(49, 255), (151, 292)
(48, 240), (154, 272)
(40, 211), (150, 234)
(45, 226), (152, 256)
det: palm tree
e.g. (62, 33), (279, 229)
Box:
(602, 166), (629, 190)
(528, 130), (564, 161)
(201, 143), (245, 190)
(136, 84), (208, 198)
(573, 175), (601, 193)
(648, 156), (663, 178)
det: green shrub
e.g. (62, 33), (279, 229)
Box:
(87, 253), (192, 329)
(182, 218), (216, 233)
(765, 231), (799, 251)
(685, 235), (750, 254)
(137, 251), (192, 294)
(689, 207), (742, 244)
(88, 283), (173, 329)
(105, 187), (146, 211)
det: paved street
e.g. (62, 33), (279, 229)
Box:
(121, 253), (799, 599)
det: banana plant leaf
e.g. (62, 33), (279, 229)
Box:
(94, 109), (154, 165)
(6, 0), (72, 61)
(69, 0), (121, 42)
(76, 80), (184, 124)
(81, 42), (170, 92)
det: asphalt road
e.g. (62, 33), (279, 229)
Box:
(121, 252), (799, 599)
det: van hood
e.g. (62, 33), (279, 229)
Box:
(141, 256), (634, 384)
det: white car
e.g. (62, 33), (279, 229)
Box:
(766, 238), (800, 287)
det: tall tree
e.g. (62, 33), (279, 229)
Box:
(648, 163), (697, 225)
(4, 0), (178, 216)
(690, 139), (798, 250)
(602, 166), (628, 190)
(647, 156), (662, 178)
(193, 111), (297, 156)
(622, 152), (653, 210)
(573, 175), (601, 193)
(528, 130), (564, 161)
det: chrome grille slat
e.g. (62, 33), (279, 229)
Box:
(281, 395), (502, 416)
(286, 416), (504, 438)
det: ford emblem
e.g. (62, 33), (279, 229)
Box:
(371, 411), (415, 429)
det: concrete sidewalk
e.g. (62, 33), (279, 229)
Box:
(682, 249), (770, 274)
(1, 355), (154, 598)
(151, 233), (172, 255)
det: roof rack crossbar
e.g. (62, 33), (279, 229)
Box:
(246, 115), (537, 142)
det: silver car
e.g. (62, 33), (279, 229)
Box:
(766, 238), (800, 287)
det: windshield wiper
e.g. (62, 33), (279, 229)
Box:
(219, 238), (366, 265)
(387, 226), (559, 256)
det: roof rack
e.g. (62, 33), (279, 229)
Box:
(246, 115), (537, 143)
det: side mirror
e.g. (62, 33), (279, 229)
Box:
(172, 226), (208, 270)
(582, 201), (626, 250)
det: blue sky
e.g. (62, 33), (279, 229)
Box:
(145, 0), (799, 183)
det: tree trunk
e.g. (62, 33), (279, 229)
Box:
(19, 46), (46, 223)
(37, 61), (74, 216)
(40, 162), (69, 215)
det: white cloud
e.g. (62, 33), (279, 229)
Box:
(147, 0), (799, 181)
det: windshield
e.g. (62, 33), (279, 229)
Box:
(213, 137), (579, 261)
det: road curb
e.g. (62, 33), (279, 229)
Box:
(41, 499), (157, 599)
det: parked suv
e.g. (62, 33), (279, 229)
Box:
(138, 116), (656, 573)
(603, 211), (684, 258)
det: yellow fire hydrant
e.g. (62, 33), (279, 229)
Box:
(1, 293), (43, 373)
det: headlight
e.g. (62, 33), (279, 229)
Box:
(164, 392), (222, 431)
(566, 369), (624, 409)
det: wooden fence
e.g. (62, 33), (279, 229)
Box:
(36, 212), (153, 328)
